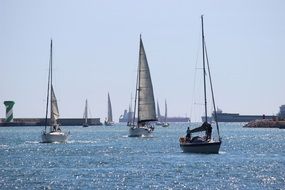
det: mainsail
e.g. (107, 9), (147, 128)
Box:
(107, 93), (113, 122)
(137, 37), (156, 122)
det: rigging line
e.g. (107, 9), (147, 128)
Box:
(190, 27), (202, 120)
(204, 40), (221, 140)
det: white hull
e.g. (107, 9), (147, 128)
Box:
(128, 126), (153, 137)
(179, 138), (221, 154)
(41, 131), (69, 143)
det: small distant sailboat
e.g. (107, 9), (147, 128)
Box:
(155, 101), (163, 126)
(41, 40), (69, 143)
(179, 16), (221, 154)
(127, 96), (134, 126)
(82, 99), (89, 127)
(162, 100), (169, 127)
(104, 93), (114, 126)
(129, 35), (156, 137)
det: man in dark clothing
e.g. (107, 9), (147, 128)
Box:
(186, 127), (191, 140)
(205, 124), (212, 141)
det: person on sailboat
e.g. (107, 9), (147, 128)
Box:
(186, 127), (191, 141)
(202, 122), (212, 141)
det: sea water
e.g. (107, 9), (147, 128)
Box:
(0, 123), (284, 189)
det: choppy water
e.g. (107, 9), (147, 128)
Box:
(0, 123), (284, 189)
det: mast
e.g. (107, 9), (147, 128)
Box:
(44, 39), (52, 131)
(201, 15), (208, 123)
(137, 34), (142, 124)
(133, 39), (140, 125)
(50, 40), (53, 127)
(133, 73), (138, 125)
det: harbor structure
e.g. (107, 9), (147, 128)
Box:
(4, 101), (15, 122)
(0, 118), (102, 126)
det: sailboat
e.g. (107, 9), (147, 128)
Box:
(155, 101), (163, 126)
(127, 95), (134, 126)
(41, 40), (69, 143)
(179, 15), (222, 154)
(162, 100), (169, 127)
(104, 93), (114, 126)
(128, 35), (156, 137)
(82, 99), (89, 127)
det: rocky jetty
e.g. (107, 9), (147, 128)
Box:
(243, 119), (285, 128)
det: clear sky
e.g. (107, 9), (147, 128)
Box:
(1, 0), (285, 122)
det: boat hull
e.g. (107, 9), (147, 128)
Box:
(128, 127), (153, 137)
(155, 122), (163, 126)
(162, 122), (169, 127)
(41, 131), (69, 143)
(104, 121), (114, 126)
(180, 138), (221, 154)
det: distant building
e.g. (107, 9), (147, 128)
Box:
(278, 105), (285, 119)
(202, 108), (275, 123)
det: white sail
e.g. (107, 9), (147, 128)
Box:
(137, 38), (156, 122)
(107, 93), (113, 122)
(157, 101), (161, 121)
(164, 100), (167, 122)
(50, 85), (59, 126)
(127, 103), (132, 123)
(84, 99), (88, 124)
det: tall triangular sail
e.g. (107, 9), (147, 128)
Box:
(157, 101), (161, 121)
(164, 100), (167, 122)
(50, 85), (59, 126)
(137, 37), (156, 123)
(127, 103), (132, 123)
(107, 93), (113, 122)
(84, 99), (88, 124)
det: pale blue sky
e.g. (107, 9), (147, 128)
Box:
(1, 0), (285, 122)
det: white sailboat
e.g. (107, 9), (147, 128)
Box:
(179, 16), (221, 154)
(162, 100), (169, 127)
(104, 93), (114, 126)
(155, 101), (163, 126)
(127, 95), (134, 126)
(41, 40), (69, 143)
(129, 35), (156, 137)
(83, 99), (89, 127)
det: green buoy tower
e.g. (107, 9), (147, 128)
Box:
(4, 101), (15, 122)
